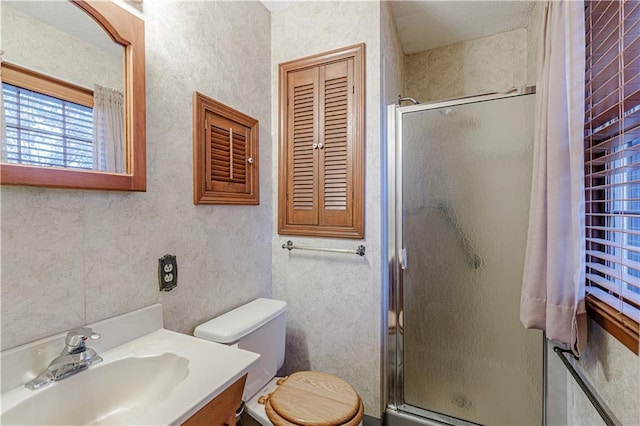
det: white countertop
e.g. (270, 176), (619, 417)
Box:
(0, 305), (260, 425)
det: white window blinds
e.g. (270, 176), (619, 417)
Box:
(584, 0), (640, 346)
(2, 82), (93, 169)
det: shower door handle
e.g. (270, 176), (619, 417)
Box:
(400, 248), (408, 270)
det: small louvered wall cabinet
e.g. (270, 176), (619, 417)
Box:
(193, 93), (259, 205)
(278, 44), (365, 238)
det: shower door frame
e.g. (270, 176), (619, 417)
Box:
(384, 86), (543, 426)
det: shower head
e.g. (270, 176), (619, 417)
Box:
(397, 95), (420, 106)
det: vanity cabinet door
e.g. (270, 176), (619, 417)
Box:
(182, 374), (246, 426)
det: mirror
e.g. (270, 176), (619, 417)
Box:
(0, 0), (146, 191)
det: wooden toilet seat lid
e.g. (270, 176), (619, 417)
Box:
(265, 371), (363, 426)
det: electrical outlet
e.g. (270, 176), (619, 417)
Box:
(158, 254), (178, 291)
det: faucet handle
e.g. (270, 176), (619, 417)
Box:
(65, 327), (100, 348)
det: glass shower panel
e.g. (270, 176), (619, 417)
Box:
(401, 94), (542, 425)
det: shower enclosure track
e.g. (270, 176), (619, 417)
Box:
(553, 347), (619, 426)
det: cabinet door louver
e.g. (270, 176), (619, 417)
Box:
(320, 60), (352, 227)
(209, 124), (247, 185)
(194, 92), (259, 205)
(288, 68), (318, 225)
(205, 113), (249, 194)
(278, 43), (364, 238)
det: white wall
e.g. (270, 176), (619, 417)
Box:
(1, 1), (272, 350)
(270, 1), (383, 418)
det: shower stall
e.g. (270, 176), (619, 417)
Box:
(385, 88), (544, 425)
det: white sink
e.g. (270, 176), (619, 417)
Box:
(0, 305), (260, 425)
(2, 353), (189, 425)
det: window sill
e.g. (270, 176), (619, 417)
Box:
(586, 294), (639, 355)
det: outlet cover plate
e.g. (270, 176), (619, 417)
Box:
(158, 254), (177, 291)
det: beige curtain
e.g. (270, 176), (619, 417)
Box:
(520, 0), (587, 355)
(93, 84), (124, 173)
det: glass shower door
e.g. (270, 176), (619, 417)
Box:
(398, 93), (542, 425)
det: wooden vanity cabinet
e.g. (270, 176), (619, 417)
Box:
(182, 374), (247, 426)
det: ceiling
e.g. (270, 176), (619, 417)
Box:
(262, 1), (536, 55)
(391, 1), (536, 54)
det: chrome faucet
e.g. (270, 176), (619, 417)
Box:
(25, 327), (103, 390)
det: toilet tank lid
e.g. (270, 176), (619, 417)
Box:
(194, 298), (287, 344)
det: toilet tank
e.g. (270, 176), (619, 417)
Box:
(193, 298), (287, 400)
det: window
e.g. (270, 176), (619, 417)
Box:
(2, 62), (95, 171)
(3, 83), (94, 170)
(278, 44), (365, 239)
(584, 0), (640, 354)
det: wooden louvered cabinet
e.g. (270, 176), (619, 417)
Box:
(193, 93), (259, 205)
(278, 44), (365, 238)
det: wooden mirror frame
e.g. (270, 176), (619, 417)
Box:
(1, 0), (146, 191)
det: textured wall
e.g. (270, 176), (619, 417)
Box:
(382, 0), (405, 106)
(525, 1), (544, 86)
(1, 1), (272, 350)
(404, 28), (528, 102)
(270, 1), (383, 418)
(569, 321), (639, 425)
(1, 4), (123, 91)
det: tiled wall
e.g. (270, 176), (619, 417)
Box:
(1, 1), (272, 350)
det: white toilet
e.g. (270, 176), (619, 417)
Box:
(194, 298), (364, 426)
